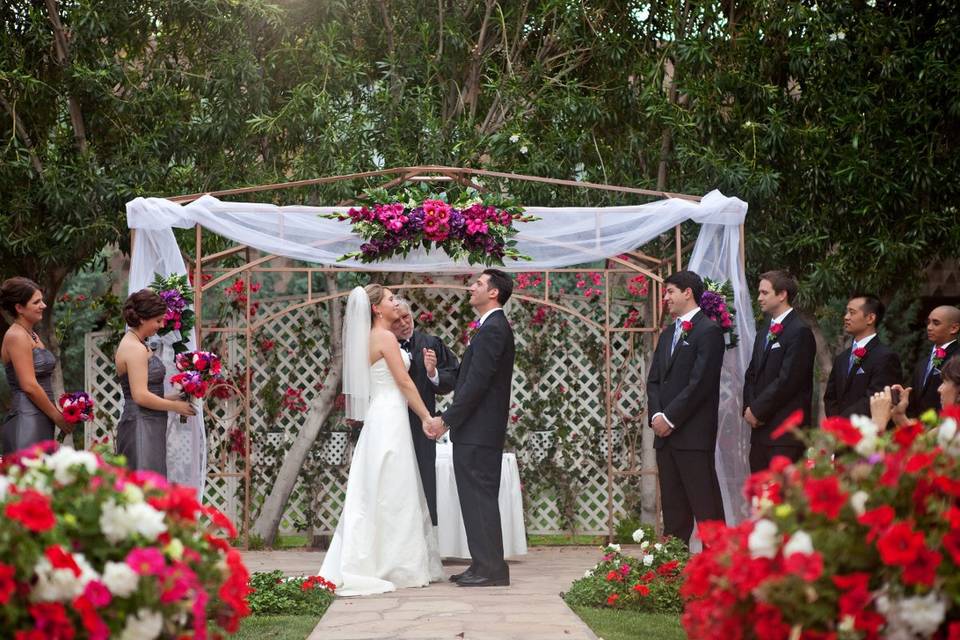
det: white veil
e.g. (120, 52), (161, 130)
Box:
(342, 286), (372, 421)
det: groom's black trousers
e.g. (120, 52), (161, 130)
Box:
(452, 442), (508, 580)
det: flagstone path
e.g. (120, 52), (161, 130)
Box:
(241, 546), (602, 640)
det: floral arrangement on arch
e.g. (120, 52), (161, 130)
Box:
(148, 273), (196, 354)
(682, 407), (960, 640)
(322, 186), (539, 266)
(701, 277), (738, 349)
(0, 442), (251, 638)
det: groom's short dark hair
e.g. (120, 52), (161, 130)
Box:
(483, 269), (513, 305)
(664, 270), (705, 305)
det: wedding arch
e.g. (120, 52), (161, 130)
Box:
(83, 166), (754, 544)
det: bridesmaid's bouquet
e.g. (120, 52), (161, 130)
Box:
(57, 391), (95, 424)
(171, 350), (224, 422)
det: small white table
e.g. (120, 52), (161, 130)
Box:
(435, 440), (528, 559)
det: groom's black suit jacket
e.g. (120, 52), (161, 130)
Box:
(404, 329), (458, 525)
(908, 341), (959, 418)
(743, 310), (817, 447)
(442, 309), (515, 449)
(823, 337), (901, 418)
(647, 310), (725, 451)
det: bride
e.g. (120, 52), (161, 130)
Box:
(319, 284), (444, 596)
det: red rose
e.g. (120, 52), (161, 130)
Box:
(681, 320), (694, 333)
(0, 563), (16, 604)
(803, 476), (848, 519)
(770, 322), (783, 335)
(633, 583), (651, 596)
(876, 521), (924, 566)
(935, 347), (947, 360)
(5, 489), (56, 532)
(853, 347), (867, 359)
(657, 560), (680, 576)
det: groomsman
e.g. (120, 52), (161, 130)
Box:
(743, 271), (816, 472)
(391, 298), (459, 527)
(907, 305), (960, 418)
(823, 295), (901, 418)
(647, 270), (726, 546)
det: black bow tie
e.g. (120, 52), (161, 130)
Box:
(399, 339), (412, 352)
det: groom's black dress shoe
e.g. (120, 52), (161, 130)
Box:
(456, 574), (510, 587)
(449, 568), (475, 583)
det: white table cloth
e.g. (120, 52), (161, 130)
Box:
(435, 440), (528, 559)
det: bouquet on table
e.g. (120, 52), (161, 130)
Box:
(681, 407), (960, 640)
(701, 277), (738, 350)
(171, 351), (223, 423)
(148, 273), (195, 354)
(0, 442), (250, 637)
(322, 185), (539, 266)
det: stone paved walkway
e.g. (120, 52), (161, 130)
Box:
(240, 547), (601, 640)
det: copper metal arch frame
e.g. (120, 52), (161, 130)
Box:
(137, 166), (745, 543)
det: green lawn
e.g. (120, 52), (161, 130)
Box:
(527, 533), (606, 546)
(571, 606), (686, 640)
(234, 615), (319, 640)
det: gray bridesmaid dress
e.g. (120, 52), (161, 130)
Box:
(116, 354), (168, 476)
(2, 347), (57, 454)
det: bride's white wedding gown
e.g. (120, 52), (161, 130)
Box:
(319, 350), (444, 596)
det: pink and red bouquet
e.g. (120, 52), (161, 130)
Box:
(148, 273), (195, 354)
(57, 392), (95, 424)
(701, 277), (739, 349)
(171, 351), (224, 399)
(323, 188), (538, 266)
(681, 407), (960, 640)
(0, 442), (250, 637)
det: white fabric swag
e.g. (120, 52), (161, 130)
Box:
(126, 189), (755, 524)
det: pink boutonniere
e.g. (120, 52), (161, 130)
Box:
(767, 322), (784, 343)
(851, 346), (867, 368)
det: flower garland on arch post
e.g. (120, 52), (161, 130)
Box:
(700, 277), (739, 350)
(322, 186), (539, 266)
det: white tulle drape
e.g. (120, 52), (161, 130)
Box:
(127, 227), (207, 496)
(126, 188), (753, 523)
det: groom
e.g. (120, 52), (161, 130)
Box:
(425, 269), (515, 587)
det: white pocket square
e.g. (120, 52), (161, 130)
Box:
(682, 340), (691, 346)
(856, 368), (866, 375)
(770, 342), (782, 350)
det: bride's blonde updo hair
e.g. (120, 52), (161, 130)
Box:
(365, 284), (387, 320)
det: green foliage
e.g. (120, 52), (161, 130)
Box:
(233, 615), (322, 640)
(614, 516), (643, 545)
(247, 571), (335, 617)
(564, 541), (688, 614)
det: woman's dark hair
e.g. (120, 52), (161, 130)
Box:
(942, 356), (960, 388)
(483, 269), (513, 305)
(123, 289), (168, 327)
(0, 277), (42, 317)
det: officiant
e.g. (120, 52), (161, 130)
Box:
(391, 298), (459, 526)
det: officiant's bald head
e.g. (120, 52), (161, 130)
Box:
(927, 305), (960, 346)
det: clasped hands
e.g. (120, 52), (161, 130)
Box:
(422, 415), (447, 440)
(650, 413), (673, 438)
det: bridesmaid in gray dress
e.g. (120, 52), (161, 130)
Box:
(1, 277), (72, 453)
(114, 289), (195, 476)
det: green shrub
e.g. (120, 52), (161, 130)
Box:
(563, 539), (688, 614)
(613, 516), (643, 544)
(248, 571), (336, 616)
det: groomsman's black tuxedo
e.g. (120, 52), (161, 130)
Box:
(823, 336), (901, 418)
(402, 329), (459, 526)
(647, 310), (726, 545)
(441, 308), (515, 584)
(908, 341), (959, 418)
(743, 310), (816, 471)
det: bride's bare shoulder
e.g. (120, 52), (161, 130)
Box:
(370, 327), (398, 344)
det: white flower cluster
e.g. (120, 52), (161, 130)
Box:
(876, 591), (947, 639)
(850, 414), (880, 456)
(33, 552), (99, 602)
(937, 417), (960, 456)
(747, 519), (779, 559)
(99, 499), (167, 544)
(46, 447), (99, 484)
(121, 608), (164, 640)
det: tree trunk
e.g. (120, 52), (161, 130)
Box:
(44, 0), (88, 153)
(807, 313), (842, 424)
(251, 275), (344, 546)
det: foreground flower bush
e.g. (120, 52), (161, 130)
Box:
(564, 526), (688, 613)
(248, 571), (335, 616)
(0, 442), (251, 638)
(682, 408), (960, 640)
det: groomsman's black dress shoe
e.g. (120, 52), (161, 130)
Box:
(448, 568), (475, 583)
(456, 574), (510, 587)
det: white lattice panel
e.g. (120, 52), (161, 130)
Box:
(85, 276), (655, 537)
